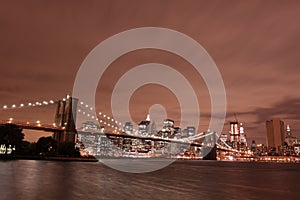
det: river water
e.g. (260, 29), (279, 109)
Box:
(0, 160), (299, 200)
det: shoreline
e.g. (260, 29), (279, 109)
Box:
(0, 155), (98, 162)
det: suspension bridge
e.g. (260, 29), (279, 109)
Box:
(0, 95), (246, 159)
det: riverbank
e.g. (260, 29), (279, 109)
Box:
(0, 154), (98, 162)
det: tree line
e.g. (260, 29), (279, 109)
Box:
(0, 124), (80, 157)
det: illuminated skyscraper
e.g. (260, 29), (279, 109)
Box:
(124, 122), (133, 134)
(286, 124), (291, 136)
(150, 121), (157, 135)
(229, 121), (239, 143)
(138, 114), (151, 135)
(186, 126), (196, 136)
(239, 123), (247, 146)
(266, 118), (285, 152)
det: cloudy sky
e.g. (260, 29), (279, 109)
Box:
(0, 0), (299, 143)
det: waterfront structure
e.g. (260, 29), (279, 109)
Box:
(266, 118), (285, 152)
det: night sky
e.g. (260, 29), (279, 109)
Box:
(0, 0), (299, 143)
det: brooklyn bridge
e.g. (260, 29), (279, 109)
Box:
(0, 95), (244, 160)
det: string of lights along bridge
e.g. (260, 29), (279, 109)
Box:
(0, 95), (124, 133)
(0, 94), (243, 160)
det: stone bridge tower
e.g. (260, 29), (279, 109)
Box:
(53, 97), (78, 144)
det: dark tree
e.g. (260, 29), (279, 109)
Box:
(57, 142), (80, 157)
(36, 136), (57, 155)
(0, 124), (24, 154)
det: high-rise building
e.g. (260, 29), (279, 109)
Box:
(186, 126), (196, 136)
(266, 118), (285, 152)
(150, 121), (157, 135)
(81, 121), (104, 132)
(123, 122), (133, 134)
(239, 123), (247, 146)
(229, 121), (239, 143)
(284, 125), (300, 147)
(286, 124), (291, 136)
(138, 114), (151, 135)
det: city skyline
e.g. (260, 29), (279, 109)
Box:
(0, 0), (299, 144)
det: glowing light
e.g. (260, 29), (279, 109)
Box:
(3, 105), (7, 109)
(9, 118), (13, 121)
(20, 104), (24, 107)
(36, 120), (40, 124)
(85, 105), (88, 108)
(90, 107), (93, 110)
(99, 112), (102, 115)
(80, 102), (84, 105)
(87, 114), (90, 117)
(107, 116), (110, 120)
(67, 94), (70, 99)
(49, 100), (54, 104)
(111, 119), (114, 122)
(12, 104), (16, 108)
(103, 114), (106, 117)
(53, 123), (56, 127)
(62, 98), (66, 101)
(28, 103), (32, 106)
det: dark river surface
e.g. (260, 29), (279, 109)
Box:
(0, 160), (299, 200)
